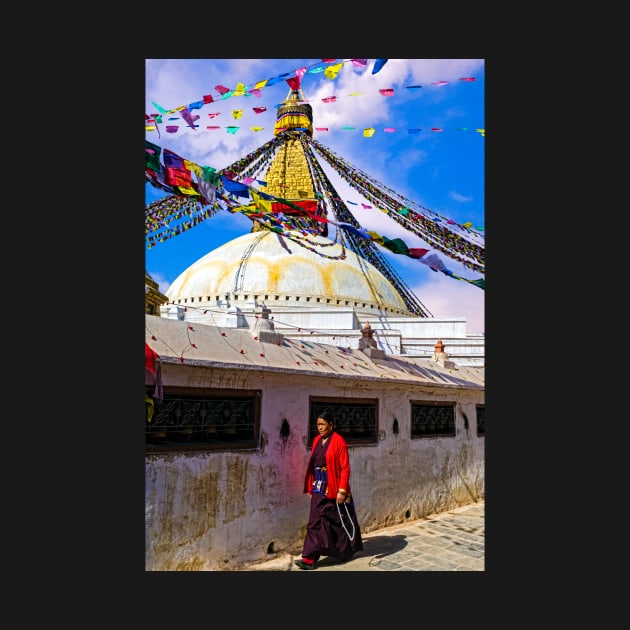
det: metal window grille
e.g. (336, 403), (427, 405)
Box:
(410, 402), (456, 438)
(309, 398), (378, 445)
(476, 405), (485, 436)
(146, 389), (260, 453)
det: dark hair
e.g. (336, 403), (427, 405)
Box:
(317, 411), (333, 424)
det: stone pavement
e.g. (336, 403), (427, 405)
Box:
(240, 500), (484, 571)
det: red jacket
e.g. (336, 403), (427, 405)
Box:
(303, 431), (351, 499)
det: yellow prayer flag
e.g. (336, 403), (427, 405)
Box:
(250, 127), (264, 132)
(233, 82), (246, 96)
(324, 63), (343, 80)
(176, 185), (200, 196)
(251, 190), (273, 214)
(363, 128), (376, 138)
(184, 160), (203, 178)
(232, 109), (243, 119)
(254, 79), (268, 90)
(233, 203), (257, 213)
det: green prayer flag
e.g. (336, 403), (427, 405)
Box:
(381, 237), (409, 255)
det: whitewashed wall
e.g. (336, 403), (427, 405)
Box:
(145, 365), (484, 571)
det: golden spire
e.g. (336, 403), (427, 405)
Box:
(273, 88), (313, 137)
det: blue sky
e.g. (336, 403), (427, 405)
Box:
(145, 58), (485, 333)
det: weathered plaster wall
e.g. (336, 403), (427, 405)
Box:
(145, 367), (484, 571)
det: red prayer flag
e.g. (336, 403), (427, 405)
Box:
(145, 343), (159, 374)
(378, 88), (394, 96)
(164, 166), (193, 188)
(203, 94), (215, 103)
(271, 199), (318, 214)
(286, 76), (301, 91)
(408, 247), (429, 259)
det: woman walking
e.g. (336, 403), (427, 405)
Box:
(294, 412), (363, 570)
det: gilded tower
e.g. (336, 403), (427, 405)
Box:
(253, 89), (319, 233)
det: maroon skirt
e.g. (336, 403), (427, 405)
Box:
(302, 492), (363, 561)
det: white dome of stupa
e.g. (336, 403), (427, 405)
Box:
(165, 230), (412, 316)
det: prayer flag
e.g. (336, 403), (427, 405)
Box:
(324, 63), (343, 80)
(286, 76), (301, 90)
(408, 247), (429, 259)
(372, 59), (388, 74)
(151, 101), (168, 114)
(145, 141), (161, 172)
(163, 148), (186, 169)
(165, 166), (193, 188)
(197, 181), (216, 205)
(180, 106), (197, 130)
(381, 237), (409, 255)
(221, 176), (250, 198)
